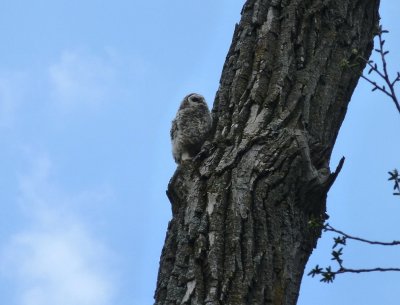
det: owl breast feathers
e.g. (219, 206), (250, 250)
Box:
(171, 93), (212, 164)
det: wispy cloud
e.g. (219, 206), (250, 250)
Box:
(48, 49), (117, 109)
(1, 155), (116, 305)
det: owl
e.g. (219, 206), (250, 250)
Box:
(171, 93), (212, 164)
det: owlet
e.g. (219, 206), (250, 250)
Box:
(170, 93), (212, 164)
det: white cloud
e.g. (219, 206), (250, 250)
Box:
(6, 228), (113, 305)
(1, 155), (116, 305)
(48, 50), (117, 109)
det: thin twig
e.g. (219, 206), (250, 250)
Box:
(360, 74), (393, 99)
(339, 267), (400, 274)
(377, 31), (400, 113)
(360, 27), (400, 114)
(325, 224), (400, 246)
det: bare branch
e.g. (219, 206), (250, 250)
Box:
(325, 224), (400, 246)
(340, 267), (400, 274)
(309, 264), (400, 283)
(359, 26), (400, 114)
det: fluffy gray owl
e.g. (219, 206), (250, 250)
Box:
(171, 93), (212, 164)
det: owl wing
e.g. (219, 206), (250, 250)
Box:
(178, 106), (211, 145)
(170, 118), (178, 140)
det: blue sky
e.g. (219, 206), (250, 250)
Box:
(0, 1), (398, 305)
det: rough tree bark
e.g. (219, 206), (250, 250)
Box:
(155, 1), (380, 304)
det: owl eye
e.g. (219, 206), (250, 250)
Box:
(190, 95), (202, 102)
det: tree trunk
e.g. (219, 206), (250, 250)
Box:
(155, 1), (380, 304)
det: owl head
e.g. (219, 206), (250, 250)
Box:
(187, 93), (205, 104)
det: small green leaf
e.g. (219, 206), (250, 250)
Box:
(308, 265), (323, 277)
(333, 236), (346, 249)
(320, 267), (336, 283)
